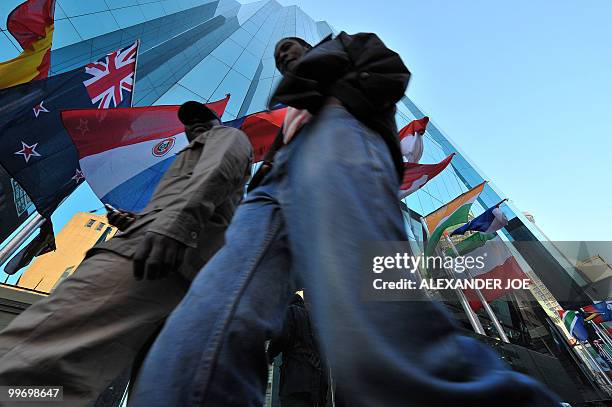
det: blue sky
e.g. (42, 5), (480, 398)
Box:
(276, 0), (612, 241)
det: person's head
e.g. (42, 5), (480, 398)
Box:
(178, 101), (221, 141)
(274, 37), (312, 75)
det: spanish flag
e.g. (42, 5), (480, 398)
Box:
(0, 0), (55, 89)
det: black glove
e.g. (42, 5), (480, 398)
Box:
(133, 231), (186, 280)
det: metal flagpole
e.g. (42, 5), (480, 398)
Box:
(591, 321), (612, 350)
(0, 213), (45, 267)
(577, 342), (612, 387)
(593, 336), (612, 366)
(502, 237), (612, 396)
(587, 322), (612, 359)
(419, 217), (486, 336)
(444, 233), (510, 343)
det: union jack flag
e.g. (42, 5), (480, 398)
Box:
(83, 41), (139, 109)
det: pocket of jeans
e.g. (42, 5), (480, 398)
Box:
(357, 128), (400, 191)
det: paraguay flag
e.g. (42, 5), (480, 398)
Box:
(224, 107), (286, 162)
(0, 41), (139, 217)
(61, 96), (229, 212)
(450, 204), (509, 236)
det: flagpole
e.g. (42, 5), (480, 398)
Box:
(591, 321), (612, 350)
(130, 39), (140, 108)
(444, 233), (510, 343)
(578, 342), (612, 387)
(592, 334), (612, 365)
(501, 236), (612, 394)
(0, 213), (45, 267)
(419, 218), (486, 335)
(494, 198), (509, 207)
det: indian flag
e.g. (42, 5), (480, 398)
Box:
(423, 182), (486, 256)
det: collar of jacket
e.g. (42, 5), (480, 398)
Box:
(314, 33), (333, 47)
(179, 124), (222, 153)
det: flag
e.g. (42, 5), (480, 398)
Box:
(0, 41), (139, 218)
(399, 117), (429, 163)
(450, 205), (508, 236)
(225, 107), (287, 162)
(423, 182), (486, 256)
(399, 154), (454, 199)
(582, 301), (612, 324)
(459, 236), (527, 311)
(444, 232), (497, 256)
(3, 219), (55, 275)
(559, 309), (589, 341)
(61, 96), (230, 212)
(0, 0), (56, 89)
(0, 167), (35, 242)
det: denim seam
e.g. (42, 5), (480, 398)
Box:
(188, 212), (284, 406)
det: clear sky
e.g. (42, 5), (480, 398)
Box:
(275, 0), (612, 241)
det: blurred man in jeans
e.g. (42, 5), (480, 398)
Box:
(131, 33), (560, 406)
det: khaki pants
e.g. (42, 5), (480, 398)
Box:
(0, 251), (188, 407)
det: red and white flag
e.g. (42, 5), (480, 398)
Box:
(399, 116), (429, 163)
(399, 153), (454, 199)
(462, 237), (529, 311)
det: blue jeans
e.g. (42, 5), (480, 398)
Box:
(131, 106), (559, 406)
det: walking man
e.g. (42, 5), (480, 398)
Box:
(131, 34), (560, 406)
(0, 102), (252, 406)
(267, 293), (329, 407)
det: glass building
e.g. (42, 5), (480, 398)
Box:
(1, 0), (609, 403)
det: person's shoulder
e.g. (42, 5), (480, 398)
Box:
(219, 125), (250, 140)
(209, 125), (247, 138)
(211, 125), (252, 151)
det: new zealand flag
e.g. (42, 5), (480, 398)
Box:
(0, 41), (138, 218)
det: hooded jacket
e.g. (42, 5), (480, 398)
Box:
(269, 32), (411, 181)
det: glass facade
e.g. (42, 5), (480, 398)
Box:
(1, 0), (604, 402)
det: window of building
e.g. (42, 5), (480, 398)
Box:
(96, 222), (106, 231)
(85, 219), (96, 228)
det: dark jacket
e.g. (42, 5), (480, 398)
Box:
(269, 32), (411, 181)
(90, 125), (253, 281)
(268, 295), (328, 406)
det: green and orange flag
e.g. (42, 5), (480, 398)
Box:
(422, 182), (486, 256)
(0, 0), (56, 89)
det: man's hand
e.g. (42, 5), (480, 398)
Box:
(133, 232), (186, 281)
(106, 205), (136, 231)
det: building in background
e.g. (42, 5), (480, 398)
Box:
(0, 212), (116, 334)
(17, 212), (117, 293)
(0, 0), (609, 403)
